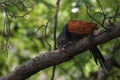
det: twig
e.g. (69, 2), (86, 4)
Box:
(1, 1), (33, 18)
(44, 18), (51, 51)
(96, 0), (106, 25)
(30, 25), (45, 52)
(53, 0), (60, 49)
(31, 19), (51, 52)
(33, 25), (45, 35)
(85, 3), (108, 29)
(96, 0), (104, 15)
(51, 0), (61, 80)
(0, 1), (34, 54)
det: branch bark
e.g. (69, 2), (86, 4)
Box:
(0, 23), (120, 80)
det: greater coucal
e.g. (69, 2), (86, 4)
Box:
(57, 20), (108, 70)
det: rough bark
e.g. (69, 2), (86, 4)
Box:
(0, 23), (120, 80)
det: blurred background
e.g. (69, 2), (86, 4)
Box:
(0, 0), (120, 80)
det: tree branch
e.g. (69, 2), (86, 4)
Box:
(0, 22), (120, 80)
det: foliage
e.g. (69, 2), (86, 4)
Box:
(0, 0), (120, 80)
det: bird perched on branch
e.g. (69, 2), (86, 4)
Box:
(57, 20), (108, 70)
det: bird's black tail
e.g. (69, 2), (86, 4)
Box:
(89, 47), (109, 70)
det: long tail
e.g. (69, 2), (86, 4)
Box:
(89, 47), (109, 70)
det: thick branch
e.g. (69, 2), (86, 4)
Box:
(0, 23), (120, 80)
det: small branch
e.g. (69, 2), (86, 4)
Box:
(0, 22), (120, 80)
(96, 0), (104, 15)
(85, 3), (107, 29)
(52, 0), (61, 80)
(54, 0), (60, 49)
(96, 0), (106, 25)
(44, 19), (51, 51)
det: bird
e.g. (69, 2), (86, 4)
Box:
(57, 20), (109, 70)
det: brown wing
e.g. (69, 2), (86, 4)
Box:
(68, 20), (98, 34)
